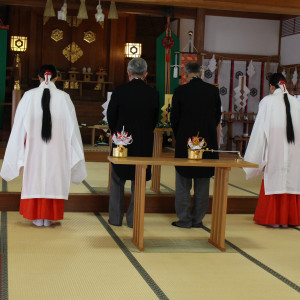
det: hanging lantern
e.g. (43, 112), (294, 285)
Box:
(124, 43), (142, 58)
(10, 36), (28, 52)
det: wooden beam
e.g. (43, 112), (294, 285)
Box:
(0, 0), (300, 15)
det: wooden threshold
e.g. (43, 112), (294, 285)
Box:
(0, 192), (257, 214)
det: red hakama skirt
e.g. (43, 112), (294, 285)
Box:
(253, 180), (300, 226)
(19, 198), (64, 221)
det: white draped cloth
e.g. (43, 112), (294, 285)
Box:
(0, 81), (87, 199)
(244, 89), (300, 195)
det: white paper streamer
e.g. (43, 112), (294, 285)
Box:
(95, 0), (104, 22)
(292, 67), (298, 86)
(208, 54), (217, 73)
(58, 1), (67, 21)
(247, 60), (255, 78)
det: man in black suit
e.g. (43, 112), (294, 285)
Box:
(171, 62), (221, 228)
(107, 58), (159, 228)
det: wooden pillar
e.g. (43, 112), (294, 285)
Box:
(194, 8), (205, 65)
(11, 81), (22, 128)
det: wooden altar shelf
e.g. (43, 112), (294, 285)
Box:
(108, 156), (258, 252)
(222, 112), (256, 151)
(79, 125), (109, 145)
(32, 78), (113, 98)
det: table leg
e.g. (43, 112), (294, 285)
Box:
(208, 167), (230, 251)
(107, 136), (112, 190)
(227, 122), (233, 151)
(91, 127), (96, 145)
(151, 132), (163, 192)
(132, 165), (147, 251)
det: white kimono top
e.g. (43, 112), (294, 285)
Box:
(243, 88), (300, 195)
(0, 81), (87, 199)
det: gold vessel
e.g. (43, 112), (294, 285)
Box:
(113, 145), (128, 157)
(188, 148), (204, 160)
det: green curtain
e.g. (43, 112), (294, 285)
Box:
(0, 28), (8, 129)
(156, 29), (179, 122)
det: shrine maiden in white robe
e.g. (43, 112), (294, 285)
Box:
(244, 89), (300, 195)
(0, 81), (87, 199)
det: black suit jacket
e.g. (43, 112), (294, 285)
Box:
(107, 79), (159, 180)
(171, 78), (221, 178)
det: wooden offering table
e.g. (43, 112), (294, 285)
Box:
(107, 156), (258, 252)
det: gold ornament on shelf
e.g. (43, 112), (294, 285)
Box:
(51, 28), (63, 42)
(62, 42), (83, 63)
(83, 31), (96, 43)
(94, 83), (102, 90)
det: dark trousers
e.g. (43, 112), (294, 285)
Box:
(175, 170), (210, 227)
(108, 166), (135, 228)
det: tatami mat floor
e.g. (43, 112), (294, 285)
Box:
(1, 158), (299, 299)
(2, 212), (299, 299)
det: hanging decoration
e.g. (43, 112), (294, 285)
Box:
(162, 31), (174, 64)
(95, 1), (105, 28)
(156, 19), (179, 122)
(292, 67), (298, 86)
(83, 31), (96, 43)
(51, 28), (63, 42)
(0, 19), (9, 128)
(102, 92), (111, 123)
(208, 54), (217, 73)
(77, 0), (88, 19)
(58, 0), (67, 21)
(63, 42), (83, 63)
(171, 52), (180, 78)
(160, 94), (173, 124)
(282, 68), (286, 78)
(234, 75), (250, 112)
(247, 60), (255, 78)
(43, 0), (55, 25)
(108, 1), (118, 19)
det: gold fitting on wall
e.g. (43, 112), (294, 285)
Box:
(14, 80), (20, 90)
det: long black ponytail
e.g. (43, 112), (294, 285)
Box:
(38, 65), (57, 143)
(269, 73), (295, 144)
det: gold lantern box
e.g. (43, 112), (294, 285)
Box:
(113, 145), (128, 157)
